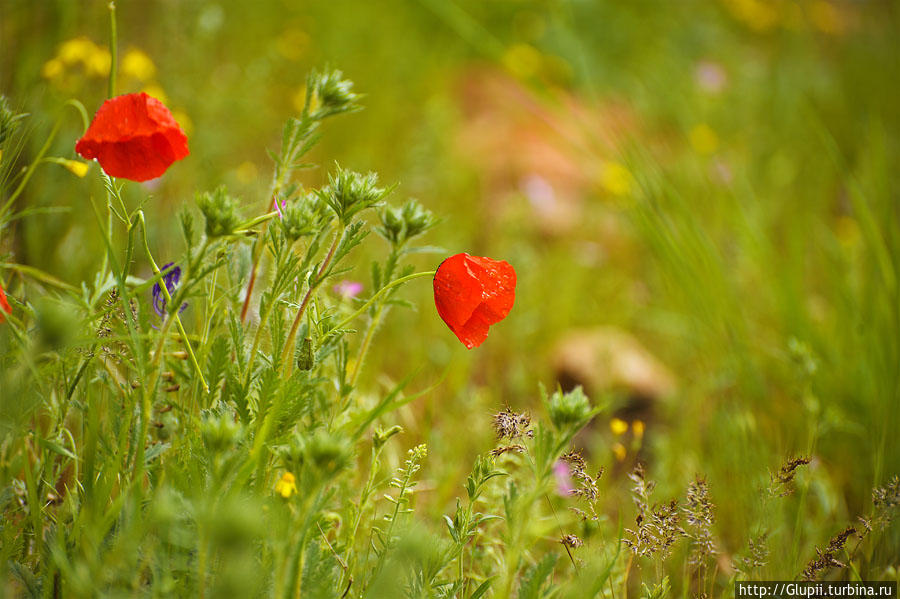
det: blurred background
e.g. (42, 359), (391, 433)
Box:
(3, 0), (898, 567)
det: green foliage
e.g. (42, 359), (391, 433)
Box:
(318, 165), (390, 226)
(544, 385), (591, 431)
(0, 95), (26, 146)
(378, 199), (437, 247)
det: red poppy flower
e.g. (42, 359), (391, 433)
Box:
(0, 283), (11, 323)
(75, 92), (188, 182)
(433, 253), (516, 349)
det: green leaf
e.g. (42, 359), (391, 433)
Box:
(469, 578), (494, 599)
(39, 438), (76, 460)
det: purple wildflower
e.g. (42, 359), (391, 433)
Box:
(152, 262), (187, 318)
(554, 460), (575, 496)
(333, 280), (363, 299)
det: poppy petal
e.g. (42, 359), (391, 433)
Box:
(75, 93), (188, 182)
(0, 284), (11, 323)
(433, 253), (516, 348)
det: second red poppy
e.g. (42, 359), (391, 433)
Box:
(433, 253), (516, 349)
(0, 283), (12, 323)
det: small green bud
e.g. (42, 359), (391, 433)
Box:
(296, 336), (314, 371)
(309, 68), (361, 119)
(197, 185), (242, 237)
(377, 199), (435, 246)
(373, 425), (403, 449)
(319, 166), (387, 224)
(280, 193), (324, 241)
(546, 386), (591, 430)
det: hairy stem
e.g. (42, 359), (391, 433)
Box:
(134, 211), (209, 392)
(107, 1), (117, 98)
(280, 225), (344, 376)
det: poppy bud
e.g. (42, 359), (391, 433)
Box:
(296, 336), (314, 371)
(377, 200), (435, 246)
(546, 386), (591, 430)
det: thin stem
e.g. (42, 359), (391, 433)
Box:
(330, 270), (435, 336)
(108, 2), (118, 98)
(134, 211), (209, 393)
(240, 109), (317, 323)
(280, 226), (345, 376)
(240, 196), (278, 323)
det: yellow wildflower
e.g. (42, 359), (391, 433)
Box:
(609, 418), (629, 436)
(502, 43), (542, 79)
(632, 420), (645, 441)
(58, 37), (97, 64)
(41, 58), (65, 80)
(84, 47), (111, 78)
(235, 161), (258, 184)
(275, 472), (297, 498)
(121, 48), (157, 81)
(600, 161), (632, 196)
(689, 124), (719, 155)
(612, 442), (627, 462)
(61, 159), (90, 178)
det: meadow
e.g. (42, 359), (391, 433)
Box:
(1, 0), (898, 597)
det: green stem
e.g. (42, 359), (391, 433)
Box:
(240, 195), (279, 323)
(108, 2), (118, 98)
(330, 270), (435, 337)
(234, 210), (278, 233)
(280, 225), (345, 377)
(134, 211), (209, 393)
